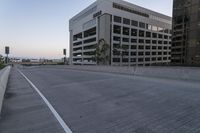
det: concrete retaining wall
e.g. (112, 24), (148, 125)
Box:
(0, 66), (11, 115)
(134, 67), (200, 81)
(48, 65), (200, 82)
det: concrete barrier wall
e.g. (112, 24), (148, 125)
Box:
(50, 65), (200, 82)
(134, 67), (200, 81)
(0, 66), (11, 114)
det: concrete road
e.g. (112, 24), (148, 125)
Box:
(1, 66), (200, 133)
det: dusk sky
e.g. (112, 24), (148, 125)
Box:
(0, 0), (173, 59)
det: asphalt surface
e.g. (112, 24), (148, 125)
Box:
(0, 67), (65, 133)
(1, 66), (200, 133)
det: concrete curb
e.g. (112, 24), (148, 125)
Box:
(0, 66), (11, 115)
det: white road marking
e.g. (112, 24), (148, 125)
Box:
(18, 69), (73, 133)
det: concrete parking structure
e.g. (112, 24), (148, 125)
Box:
(69, 0), (172, 66)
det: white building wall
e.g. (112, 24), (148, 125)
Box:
(69, 0), (172, 66)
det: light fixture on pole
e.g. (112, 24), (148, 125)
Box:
(63, 49), (67, 65)
(5, 46), (10, 64)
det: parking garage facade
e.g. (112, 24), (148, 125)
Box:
(69, 0), (172, 66)
(172, 0), (200, 65)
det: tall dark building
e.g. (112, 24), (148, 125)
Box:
(172, 0), (200, 65)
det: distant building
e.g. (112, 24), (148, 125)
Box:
(172, 0), (200, 65)
(69, 0), (172, 66)
(10, 58), (22, 63)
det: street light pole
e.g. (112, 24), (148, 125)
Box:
(63, 49), (67, 65)
(5, 46), (10, 64)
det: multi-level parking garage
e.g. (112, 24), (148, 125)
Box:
(69, 0), (172, 66)
(172, 0), (200, 65)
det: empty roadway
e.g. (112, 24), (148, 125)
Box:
(1, 66), (200, 133)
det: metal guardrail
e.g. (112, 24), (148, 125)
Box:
(0, 66), (11, 115)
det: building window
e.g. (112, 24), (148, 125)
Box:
(113, 58), (120, 62)
(123, 27), (130, 36)
(138, 45), (144, 50)
(139, 39), (144, 43)
(83, 37), (96, 44)
(114, 16), (122, 23)
(164, 35), (168, 39)
(122, 51), (129, 56)
(152, 57), (156, 61)
(152, 33), (157, 38)
(113, 50), (121, 56)
(138, 58), (144, 62)
(84, 27), (96, 38)
(113, 36), (121, 41)
(158, 34), (163, 39)
(139, 30), (145, 37)
(113, 43), (120, 49)
(122, 45), (129, 49)
(131, 52), (137, 56)
(122, 58), (129, 62)
(139, 22), (145, 28)
(131, 45), (137, 49)
(146, 40), (151, 44)
(130, 58), (136, 62)
(73, 32), (82, 41)
(73, 41), (82, 46)
(113, 3), (149, 18)
(131, 38), (137, 43)
(123, 18), (130, 25)
(158, 46), (162, 50)
(152, 46), (157, 50)
(138, 52), (144, 56)
(152, 40), (157, 44)
(84, 45), (95, 50)
(131, 29), (137, 36)
(163, 57), (167, 60)
(146, 31), (151, 38)
(158, 41), (163, 44)
(146, 46), (150, 49)
(83, 51), (95, 56)
(145, 58), (150, 61)
(152, 52), (157, 55)
(123, 38), (129, 42)
(131, 20), (138, 27)
(113, 25), (121, 34)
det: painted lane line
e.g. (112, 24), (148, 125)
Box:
(18, 69), (72, 133)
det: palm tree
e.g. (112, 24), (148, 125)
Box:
(94, 39), (110, 65)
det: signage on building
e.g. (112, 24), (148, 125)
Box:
(93, 11), (102, 18)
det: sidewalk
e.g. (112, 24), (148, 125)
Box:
(0, 68), (64, 133)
